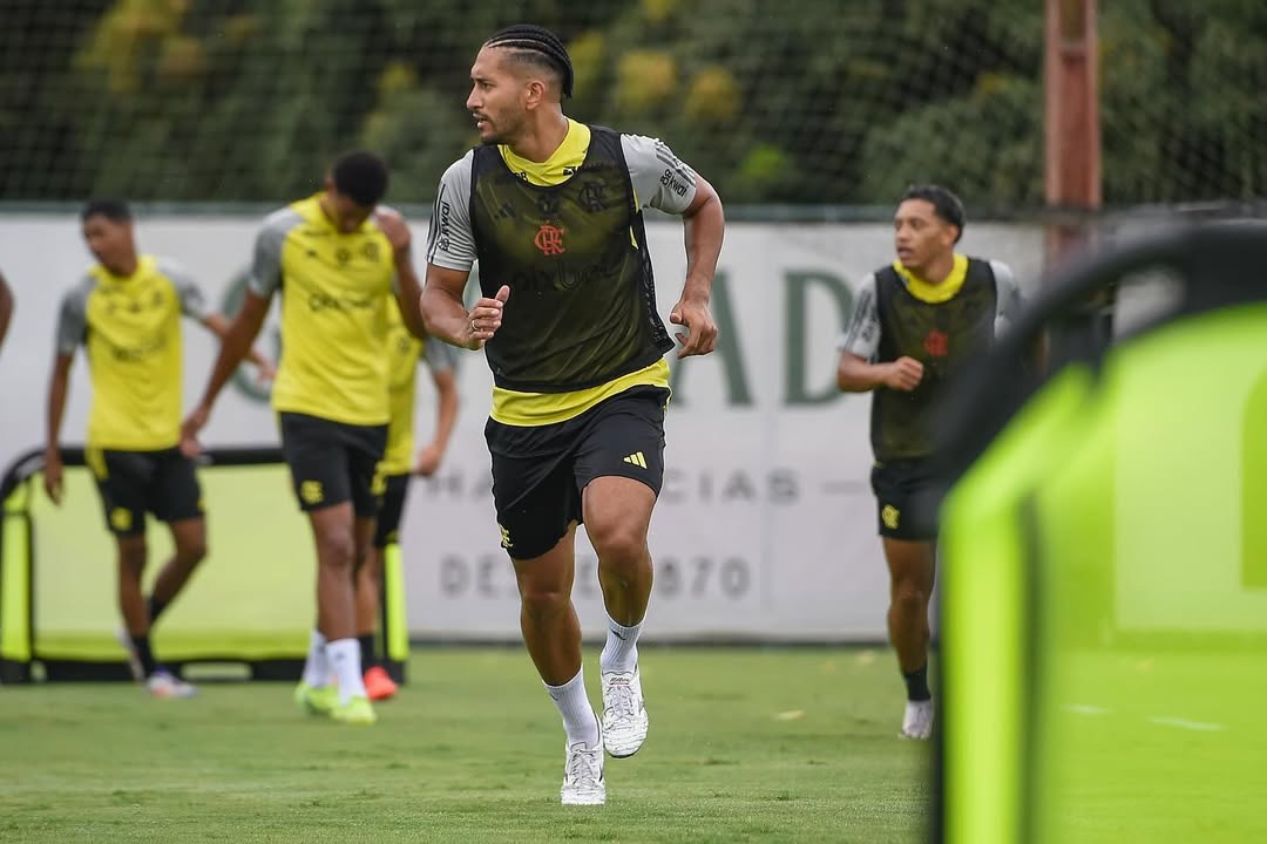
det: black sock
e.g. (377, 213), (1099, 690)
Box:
(358, 634), (376, 670)
(131, 635), (159, 677)
(902, 663), (932, 702)
(146, 595), (169, 625)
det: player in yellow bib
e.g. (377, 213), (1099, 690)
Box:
(45, 199), (273, 698)
(422, 25), (724, 805)
(357, 297), (459, 701)
(183, 152), (428, 725)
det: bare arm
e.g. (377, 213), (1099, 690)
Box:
(374, 208), (428, 339)
(415, 366), (459, 477)
(421, 265), (473, 346)
(394, 261), (427, 340)
(0, 271), (12, 354)
(679, 175), (725, 306)
(670, 175), (724, 358)
(181, 291), (271, 450)
(202, 312), (274, 379)
(421, 264), (508, 350)
(837, 351), (923, 393)
(44, 353), (73, 503)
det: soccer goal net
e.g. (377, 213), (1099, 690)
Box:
(0, 449), (408, 683)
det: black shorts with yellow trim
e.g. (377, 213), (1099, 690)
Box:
(373, 473), (411, 549)
(87, 446), (203, 537)
(870, 458), (940, 541)
(278, 412), (387, 517)
(486, 386), (669, 561)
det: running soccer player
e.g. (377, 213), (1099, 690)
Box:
(420, 25), (724, 804)
(836, 185), (1021, 740)
(182, 152), (426, 726)
(45, 199), (273, 697)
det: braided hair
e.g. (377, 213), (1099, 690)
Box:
(485, 24), (574, 98)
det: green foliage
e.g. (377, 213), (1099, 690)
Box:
(0, 0), (1261, 206)
(859, 74), (1044, 207)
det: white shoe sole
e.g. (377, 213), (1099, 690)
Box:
(561, 793), (606, 806)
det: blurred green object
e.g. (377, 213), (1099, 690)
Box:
(939, 223), (1266, 842)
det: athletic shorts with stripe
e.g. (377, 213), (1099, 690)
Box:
(485, 386), (669, 561)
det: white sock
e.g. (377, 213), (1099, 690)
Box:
(326, 638), (367, 704)
(302, 629), (328, 687)
(600, 615), (643, 675)
(545, 668), (600, 747)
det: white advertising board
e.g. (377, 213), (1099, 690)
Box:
(0, 214), (1042, 641)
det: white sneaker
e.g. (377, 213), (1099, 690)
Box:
(560, 729), (606, 806)
(901, 699), (934, 739)
(115, 628), (144, 682)
(147, 670), (197, 699)
(601, 666), (649, 758)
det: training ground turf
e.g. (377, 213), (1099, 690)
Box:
(0, 647), (930, 843)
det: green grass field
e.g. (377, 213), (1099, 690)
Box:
(0, 647), (931, 843)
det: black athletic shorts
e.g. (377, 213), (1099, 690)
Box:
(373, 473), (411, 548)
(485, 386), (669, 561)
(278, 412), (387, 517)
(870, 458), (941, 541)
(87, 446), (203, 537)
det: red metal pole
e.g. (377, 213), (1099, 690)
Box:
(1044, 0), (1101, 267)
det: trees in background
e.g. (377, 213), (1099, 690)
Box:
(1, 0), (1262, 206)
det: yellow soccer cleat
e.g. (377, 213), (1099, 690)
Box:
(330, 695), (377, 726)
(294, 682), (337, 716)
